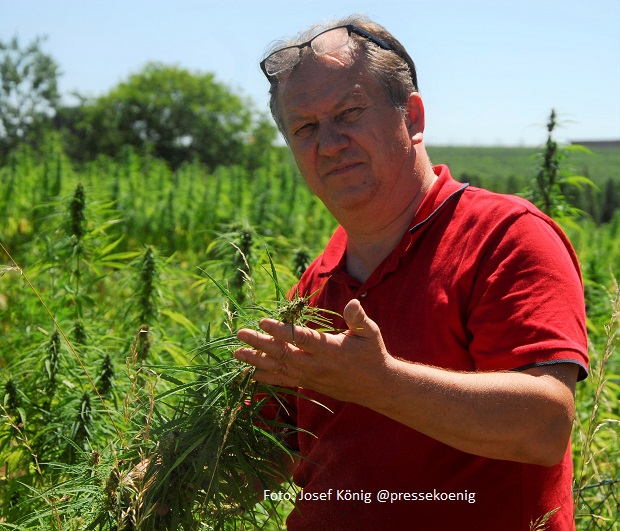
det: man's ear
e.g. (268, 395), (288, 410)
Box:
(405, 92), (425, 145)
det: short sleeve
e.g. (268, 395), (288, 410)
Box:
(466, 211), (589, 379)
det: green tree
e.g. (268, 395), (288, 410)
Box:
(57, 62), (277, 169)
(0, 36), (61, 161)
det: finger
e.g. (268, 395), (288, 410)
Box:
(233, 347), (301, 387)
(235, 326), (309, 372)
(233, 346), (272, 370)
(257, 318), (319, 350)
(248, 366), (299, 388)
(236, 327), (280, 352)
(238, 320), (307, 357)
(343, 299), (378, 338)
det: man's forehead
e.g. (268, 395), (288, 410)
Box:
(279, 55), (368, 109)
(284, 87), (367, 114)
(279, 49), (359, 84)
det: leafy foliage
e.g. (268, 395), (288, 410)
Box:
(0, 36), (60, 161)
(0, 37), (60, 160)
(55, 63), (277, 170)
(428, 144), (620, 224)
(521, 109), (596, 221)
(0, 114), (618, 529)
(572, 283), (620, 528)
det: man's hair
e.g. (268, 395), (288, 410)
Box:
(263, 14), (419, 136)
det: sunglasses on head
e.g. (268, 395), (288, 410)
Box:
(260, 24), (394, 80)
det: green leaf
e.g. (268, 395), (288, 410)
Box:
(563, 175), (599, 190)
(161, 309), (200, 335)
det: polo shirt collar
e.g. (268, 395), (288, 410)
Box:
(316, 165), (468, 284)
(408, 165), (469, 235)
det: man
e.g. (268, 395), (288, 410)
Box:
(235, 15), (588, 530)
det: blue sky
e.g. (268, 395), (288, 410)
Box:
(2, 0), (619, 146)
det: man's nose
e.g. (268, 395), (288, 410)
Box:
(317, 123), (349, 156)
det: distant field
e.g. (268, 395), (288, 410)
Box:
(426, 145), (620, 191)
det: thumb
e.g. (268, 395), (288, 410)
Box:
(343, 299), (376, 337)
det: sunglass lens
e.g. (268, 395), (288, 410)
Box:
(265, 47), (301, 76)
(311, 26), (350, 55)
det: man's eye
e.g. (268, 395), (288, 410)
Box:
(341, 107), (363, 121)
(293, 123), (315, 137)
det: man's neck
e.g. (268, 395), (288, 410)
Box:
(344, 168), (437, 283)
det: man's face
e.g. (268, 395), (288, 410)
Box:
(278, 52), (419, 224)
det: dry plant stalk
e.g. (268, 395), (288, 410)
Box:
(573, 280), (620, 517)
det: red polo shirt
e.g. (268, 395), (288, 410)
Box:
(279, 165), (588, 530)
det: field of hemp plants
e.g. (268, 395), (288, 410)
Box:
(0, 133), (618, 529)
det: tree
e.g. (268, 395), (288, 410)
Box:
(0, 36), (60, 160)
(57, 62), (277, 170)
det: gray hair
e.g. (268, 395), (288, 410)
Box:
(263, 15), (419, 136)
